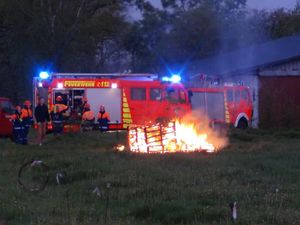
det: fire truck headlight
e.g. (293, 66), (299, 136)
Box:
(38, 82), (43, 87)
(57, 83), (63, 89)
(39, 71), (50, 80)
(170, 74), (181, 83)
(111, 83), (118, 89)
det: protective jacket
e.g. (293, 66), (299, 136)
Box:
(82, 110), (95, 121)
(51, 111), (64, 135)
(11, 111), (25, 144)
(97, 111), (110, 131)
(35, 104), (50, 123)
(21, 107), (33, 128)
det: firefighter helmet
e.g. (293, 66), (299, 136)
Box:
(24, 100), (31, 106)
(56, 96), (63, 101)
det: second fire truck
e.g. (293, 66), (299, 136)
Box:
(186, 76), (253, 129)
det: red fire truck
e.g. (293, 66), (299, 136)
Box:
(33, 73), (191, 130)
(187, 82), (253, 128)
(0, 97), (14, 136)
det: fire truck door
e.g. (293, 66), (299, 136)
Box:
(191, 92), (225, 122)
(86, 88), (121, 124)
(233, 90), (241, 119)
(206, 92), (225, 122)
(226, 89), (235, 122)
(148, 88), (164, 122)
(129, 87), (148, 124)
(177, 89), (189, 117)
(240, 89), (252, 117)
(190, 92), (206, 114)
(165, 88), (182, 118)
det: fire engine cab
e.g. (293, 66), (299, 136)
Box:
(33, 72), (191, 130)
(187, 80), (253, 129)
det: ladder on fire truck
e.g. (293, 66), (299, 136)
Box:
(48, 73), (159, 80)
(184, 73), (222, 88)
(185, 73), (245, 88)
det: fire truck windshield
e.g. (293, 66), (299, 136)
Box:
(150, 88), (162, 101)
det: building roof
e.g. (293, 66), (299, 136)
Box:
(187, 33), (300, 76)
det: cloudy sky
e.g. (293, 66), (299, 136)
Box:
(247, 0), (297, 9)
(149, 0), (298, 10)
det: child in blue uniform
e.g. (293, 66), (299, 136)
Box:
(11, 106), (25, 144)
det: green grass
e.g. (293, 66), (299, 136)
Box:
(0, 129), (300, 225)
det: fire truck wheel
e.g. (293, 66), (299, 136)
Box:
(237, 118), (248, 129)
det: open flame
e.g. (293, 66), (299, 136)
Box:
(175, 122), (215, 152)
(128, 120), (217, 154)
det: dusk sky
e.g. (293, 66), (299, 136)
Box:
(148, 0), (298, 10)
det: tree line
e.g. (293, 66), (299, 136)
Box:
(0, 0), (299, 102)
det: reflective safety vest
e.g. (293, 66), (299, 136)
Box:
(21, 108), (33, 118)
(97, 111), (110, 130)
(11, 113), (24, 130)
(21, 108), (33, 127)
(97, 112), (110, 121)
(52, 113), (64, 124)
(82, 110), (95, 121)
(53, 104), (68, 113)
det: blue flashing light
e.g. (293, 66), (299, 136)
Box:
(170, 74), (181, 83)
(39, 71), (50, 80)
(162, 76), (170, 82)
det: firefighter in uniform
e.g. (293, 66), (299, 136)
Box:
(11, 106), (25, 144)
(21, 100), (33, 144)
(80, 97), (88, 115)
(50, 105), (64, 135)
(97, 105), (110, 132)
(81, 104), (95, 131)
(53, 96), (68, 114)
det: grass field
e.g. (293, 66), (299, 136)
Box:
(0, 129), (300, 225)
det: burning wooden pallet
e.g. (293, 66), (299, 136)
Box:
(128, 121), (215, 154)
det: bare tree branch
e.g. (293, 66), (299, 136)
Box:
(51, 0), (64, 33)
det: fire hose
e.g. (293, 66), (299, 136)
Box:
(18, 159), (49, 193)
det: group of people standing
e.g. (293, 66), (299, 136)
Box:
(11, 96), (111, 146)
(11, 97), (50, 146)
(81, 101), (110, 132)
(50, 96), (110, 133)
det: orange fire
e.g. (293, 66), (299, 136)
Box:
(128, 119), (217, 154)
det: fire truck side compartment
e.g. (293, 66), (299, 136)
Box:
(86, 88), (121, 123)
(191, 92), (225, 122)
